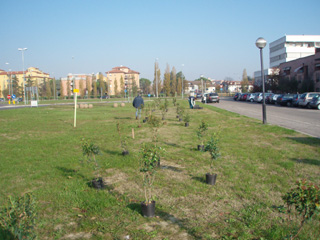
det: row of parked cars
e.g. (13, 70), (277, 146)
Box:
(234, 92), (320, 110)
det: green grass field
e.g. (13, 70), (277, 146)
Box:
(0, 99), (319, 239)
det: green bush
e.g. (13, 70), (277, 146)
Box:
(0, 193), (37, 240)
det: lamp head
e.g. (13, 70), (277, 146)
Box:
(255, 38), (267, 49)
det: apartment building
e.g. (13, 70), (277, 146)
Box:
(270, 35), (320, 68)
(60, 73), (107, 97)
(0, 67), (50, 98)
(279, 48), (320, 92)
(105, 66), (140, 96)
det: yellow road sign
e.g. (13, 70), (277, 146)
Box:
(73, 89), (79, 93)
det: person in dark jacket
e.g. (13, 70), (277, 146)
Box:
(133, 94), (144, 120)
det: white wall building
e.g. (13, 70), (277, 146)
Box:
(269, 35), (320, 68)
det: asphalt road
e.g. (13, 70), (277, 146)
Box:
(203, 97), (320, 138)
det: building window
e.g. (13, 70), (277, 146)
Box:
(315, 72), (320, 82)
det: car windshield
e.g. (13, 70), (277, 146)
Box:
(300, 94), (306, 99)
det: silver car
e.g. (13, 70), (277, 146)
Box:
(298, 92), (320, 108)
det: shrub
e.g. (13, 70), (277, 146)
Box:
(282, 179), (320, 239)
(0, 193), (37, 240)
(81, 139), (101, 178)
(196, 120), (208, 146)
(139, 144), (164, 203)
(204, 133), (220, 174)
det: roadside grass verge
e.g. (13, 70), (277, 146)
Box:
(0, 100), (319, 239)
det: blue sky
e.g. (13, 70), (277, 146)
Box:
(1, 0), (319, 81)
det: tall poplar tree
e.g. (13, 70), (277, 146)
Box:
(153, 61), (159, 96)
(46, 80), (52, 99)
(170, 66), (177, 96)
(86, 76), (91, 98)
(60, 80), (65, 99)
(241, 68), (249, 92)
(98, 73), (106, 96)
(93, 79), (97, 98)
(120, 76), (124, 95)
(67, 80), (71, 98)
(177, 77), (182, 96)
(79, 80), (84, 98)
(163, 63), (171, 96)
(114, 78), (118, 95)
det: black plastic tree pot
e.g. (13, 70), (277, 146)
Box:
(122, 150), (129, 156)
(143, 119), (147, 123)
(176, 115), (179, 118)
(91, 177), (105, 189)
(197, 145), (204, 151)
(162, 117), (165, 120)
(179, 118), (182, 122)
(141, 201), (155, 217)
(185, 122), (189, 127)
(145, 117), (149, 120)
(206, 173), (217, 185)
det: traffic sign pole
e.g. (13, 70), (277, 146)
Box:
(74, 92), (77, 128)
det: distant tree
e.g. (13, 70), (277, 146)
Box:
(177, 77), (182, 96)
(66, 80), (71, 98)
(132, 75), (138, 96)
(114, 78), (118, 95)
(163, 64), (171, 96)
(176, 71), (186, 95)
(140, 78), (151, 94)
(120, 76), (124, 95)
(300, 77), (314, 93)
(98, 73), (106, 96)
(266, 68), (280, 93)
(86, 76), (91, 98)
(170, 66), (177, 96)
(67, 80), (71, 98)
(60, 80), (65, 99)
(46, 80), (52, 99)
(153, 61), (161, 96)
(93, 78), (97, 98)
(79, 80), (85, 98)
(11, 75), (21, 97)
(241, 69), (249, 92)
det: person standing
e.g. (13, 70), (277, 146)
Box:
(133, 93), (144, 120)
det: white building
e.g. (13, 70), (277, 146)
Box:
(269, 35), (320, 68)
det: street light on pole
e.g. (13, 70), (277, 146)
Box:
(18, 48), (27, 104)
(255, 37), (267, 124)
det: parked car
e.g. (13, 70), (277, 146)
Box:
(298, 92), (320, 108)
(240, 93), (250, 101)
(195, 93), (202, 100)
(310, 96), (320, 110)
(0, 98), (4, 102)
(270, 94), (281, 104)
(292, 94), (300, 107)
(202, 93), (219, 103)
(233, 93), (241, 101)
(246, 93), (256, 102)
(16, 97), (23, 102)
(265, 94), (273, 104)
(254, 93), (273, 103)
(101, 95), (109, 99)
(276, 94), (295, 107)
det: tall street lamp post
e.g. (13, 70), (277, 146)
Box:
(18, 48), (27, 104)
(255, 37), (267, 124)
